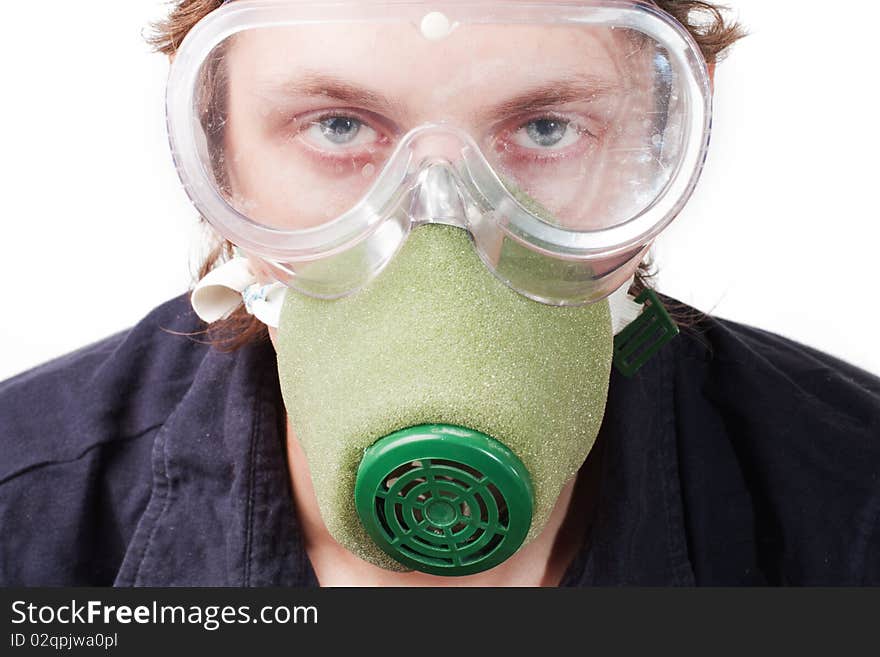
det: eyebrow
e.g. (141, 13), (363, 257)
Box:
(257, 71), (619, 122)
(258, 72), (405, 116)
(477, 75), (621, 123)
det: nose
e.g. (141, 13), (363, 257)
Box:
(409, 160), (469, 228)
(408, 128), (467, 164)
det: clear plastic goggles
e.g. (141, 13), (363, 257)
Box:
(167, 0), (712, 305)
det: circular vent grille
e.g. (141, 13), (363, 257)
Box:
(355, 425), (533, 576)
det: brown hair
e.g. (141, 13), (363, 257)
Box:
(151, 1), (745, 349)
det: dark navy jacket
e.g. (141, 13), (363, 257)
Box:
(1, 293), (878, 586)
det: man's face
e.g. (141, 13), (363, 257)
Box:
(217, 20), (664, 234)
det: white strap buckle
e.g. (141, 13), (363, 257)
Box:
(191, 257), (284, 328)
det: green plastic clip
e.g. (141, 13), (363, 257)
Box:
(613, 288), (679, 378)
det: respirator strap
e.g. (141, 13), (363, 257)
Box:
(608, 279), (642, 335)
(189, 258), (674, 365)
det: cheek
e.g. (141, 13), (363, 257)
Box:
(268, 325), (280, 351)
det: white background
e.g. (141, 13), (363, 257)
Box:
(1, 1), (879, 380)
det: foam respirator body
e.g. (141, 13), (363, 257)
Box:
(276, 225), (613, 575)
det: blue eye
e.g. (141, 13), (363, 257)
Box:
(525, 119), (569, 148)
(318, 116), (362, 144)
(299, 112), (382, 153)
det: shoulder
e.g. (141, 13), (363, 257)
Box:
(666, 298), (880, 584)
(675, 305), (880, 430)
(0, 293), (210, 584)
(0, 293), (210, 477)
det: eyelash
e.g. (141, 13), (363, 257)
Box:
(289, 109), (393, 159)
(502, 112), (597, 157)
(286, 109), (597, 162)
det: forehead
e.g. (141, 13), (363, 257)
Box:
(223, 22), (647, 104)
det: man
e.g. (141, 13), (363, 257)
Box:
(1, 0), (877, 587)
